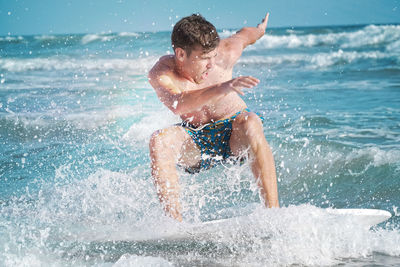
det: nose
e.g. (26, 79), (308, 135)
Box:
(206, 57), (214, 69)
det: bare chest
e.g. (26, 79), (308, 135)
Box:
(179, 68), (246, 125)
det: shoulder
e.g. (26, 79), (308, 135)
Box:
(148, 55), (174, 84)
(216, 36), (246, 69)
(149, 55), (174, 77)
(148, 55), (182, 94)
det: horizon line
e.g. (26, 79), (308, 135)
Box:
(1, 22), (399, 37)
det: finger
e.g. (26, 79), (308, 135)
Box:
(242, 75), (259, 81)
(262, 13), (269, 28)
(247, 76), (260, 84)
(241, 81), (258, 88)
(235, 80), (257, 89)
(241, 76), (260, 85)
(238, 76), (259, 82)
(237, 79), (257, 87)
(231, 76), (259, 90)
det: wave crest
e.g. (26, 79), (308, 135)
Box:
(239, 49), (392, 68)
(250, 24), (400, 50)
(0, 56), (157, 73)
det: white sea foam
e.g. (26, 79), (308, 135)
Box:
(235, 205), (400, 266)
(122, 107), (180, 143)
(113, 255), (173, 267)
(65, 105), (141, 130)
(0, 56), (157, 73)
(341, 24), (400, 48)
(254, 33), (316, 49)
(1, 252), (63, 267)
(0, 36), (24, 42)
(219, 29), (236, 38)
(345, 147), (400, 168)
(0, 103), (145, 133)
(249, 24), (400, 50)
(81, 33), (116, 44)
(387, 38), (400, 53)
(1, 161), (399, 266)
(118, 32), (140, 37)
(238, 49), (390, 68)
(34, 35), (56, 41)
(80, 32), (141, 44)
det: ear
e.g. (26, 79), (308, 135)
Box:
(174, 47), (186, 62)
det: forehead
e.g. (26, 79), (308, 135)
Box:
(189, 46), (217, 58)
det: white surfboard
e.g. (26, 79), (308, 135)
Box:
(153, 208), (392, 241)
(325, 208), (392, 229)
(72, 207), (392, 242)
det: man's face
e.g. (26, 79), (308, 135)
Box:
(182, 47), (218, 84)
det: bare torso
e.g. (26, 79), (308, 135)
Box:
(155, 55), (247, 126)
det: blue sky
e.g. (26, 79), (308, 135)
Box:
(1, 0), (399, 36)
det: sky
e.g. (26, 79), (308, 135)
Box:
(0, 0), (399, 36)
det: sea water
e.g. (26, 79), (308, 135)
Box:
(0, 24), (399, 266)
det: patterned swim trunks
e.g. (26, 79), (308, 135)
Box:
(181, 108), (263, 173)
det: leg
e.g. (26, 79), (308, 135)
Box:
(149, 126), (201, 221)
(229, 112), (279, 207)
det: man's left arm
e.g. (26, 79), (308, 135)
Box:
(236, 13), (269, 48)
(221, 13), (269, 67)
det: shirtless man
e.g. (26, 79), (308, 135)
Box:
(148, 13), (279, 221)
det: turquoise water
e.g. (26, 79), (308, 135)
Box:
(0, 24), (399, 266)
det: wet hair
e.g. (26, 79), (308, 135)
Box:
(171, 14), (220, 56)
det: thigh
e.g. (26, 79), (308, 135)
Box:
(162, 125), (201, 168)
(229, 112), (264, 157)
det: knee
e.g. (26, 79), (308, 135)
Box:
(149, 128), (178, 159)
(149, 130), (161, 150)
(150, 130), (167, 152)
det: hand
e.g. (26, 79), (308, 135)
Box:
(226, 76), (260, 95)
(257, 13), (269, 32)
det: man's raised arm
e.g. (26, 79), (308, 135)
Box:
(219, 13), (269, 68)
(235, 13), (269, 48)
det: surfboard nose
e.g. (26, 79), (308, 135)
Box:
(326, 208), (392, 228)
